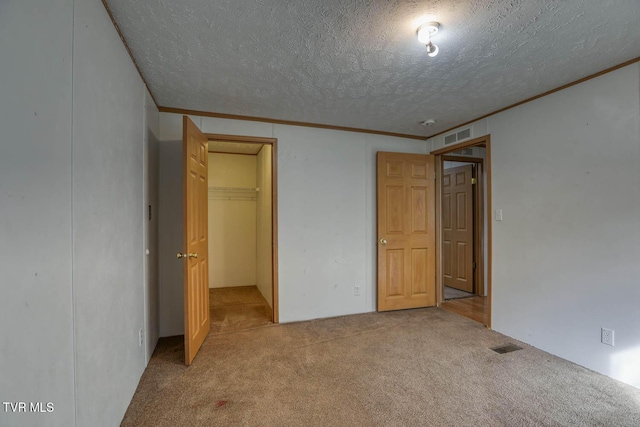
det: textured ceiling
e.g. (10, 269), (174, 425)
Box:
(105, 0), (640, 137)
(209, 140), (263, 155)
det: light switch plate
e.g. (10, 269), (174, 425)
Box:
(495, 209), (503, 221)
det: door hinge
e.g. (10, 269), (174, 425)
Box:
(473, 262), (477, 269)
(471, 178), (477, 185)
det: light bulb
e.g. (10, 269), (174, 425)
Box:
(416, 22), (441, 57)
(426, 42), (439, 57)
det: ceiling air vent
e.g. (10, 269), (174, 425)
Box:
(444, 134), (457, 145)
(443, 127), (472, 145)
(491, 344), (523, 354)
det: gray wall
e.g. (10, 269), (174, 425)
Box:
(72, 0), (156, 423)
(0, 1), (160, 425)
(157, 114), (427, 332)
(429, 63), (640, 389)
(158, 140), (184, 337)
(0, 1), (75, 425)
(144, 92), (161, 361)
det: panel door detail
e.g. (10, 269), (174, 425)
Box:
(183, 116), (210, 365)
(377, 152), (436, 311)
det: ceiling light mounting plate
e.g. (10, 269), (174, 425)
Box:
(416, 22), (440, 44)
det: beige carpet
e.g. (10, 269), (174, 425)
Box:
(209, 286), (272, 334)
(122, 308), (640, 426)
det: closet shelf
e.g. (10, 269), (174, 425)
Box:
(208, 186), (259, 201)
(208, 186), (259, 193)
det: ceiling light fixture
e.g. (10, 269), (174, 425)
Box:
(416, 22), (440, 57)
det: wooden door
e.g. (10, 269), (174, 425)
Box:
(377, 152), (436, 311)
(442, 164), (474, 293)
(182, 116), (210, 365)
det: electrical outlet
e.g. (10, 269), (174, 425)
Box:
(601, 328), (614, 346)
(354, 286), (360, 296)
(139, 329), (144, 347)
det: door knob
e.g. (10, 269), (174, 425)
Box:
(177, 252), (198, 259)
(379, 238), (387, 245)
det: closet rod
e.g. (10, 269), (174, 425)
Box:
(209, 196), (257, 201)
(208, 186), (259, 192)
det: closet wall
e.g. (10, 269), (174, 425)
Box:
(256, 146), (273, 307)
(208, 153), (257, 288)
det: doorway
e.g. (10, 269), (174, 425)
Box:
(206, 134), (279, 332)
(442, 156), (484, 298)
(432, 136), (492, 327)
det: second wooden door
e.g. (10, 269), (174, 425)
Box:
(443, 164), (474, 293)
